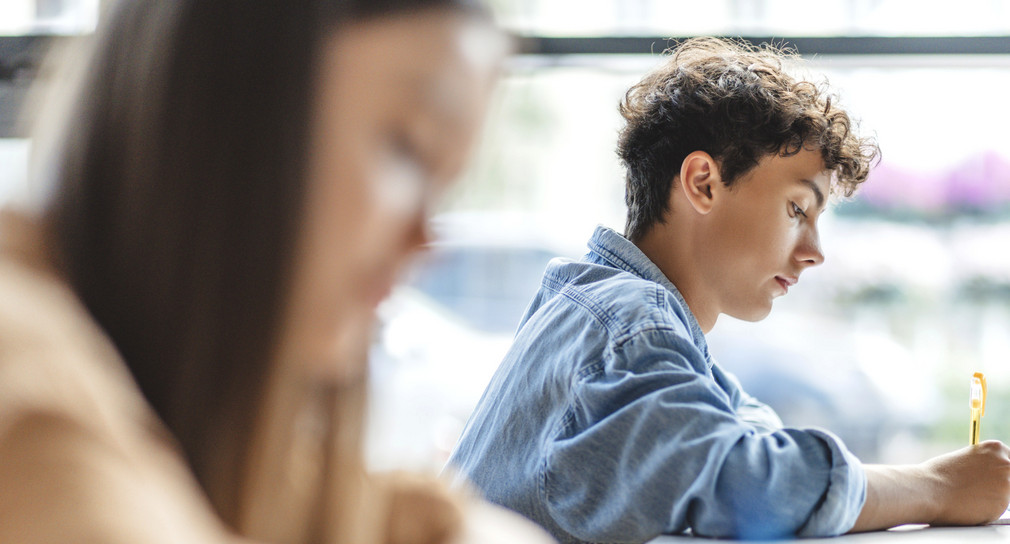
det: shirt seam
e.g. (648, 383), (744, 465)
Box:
(542, 274), (620, 337)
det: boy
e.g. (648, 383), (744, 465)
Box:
(445, 38), (1010, 543)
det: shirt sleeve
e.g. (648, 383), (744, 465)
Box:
(711, 362), (784, 432)
(540, 328), (866, 542)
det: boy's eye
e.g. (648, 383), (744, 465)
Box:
(791, 202), (807, 218)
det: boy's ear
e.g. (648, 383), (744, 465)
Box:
(678, 151), (720, 215)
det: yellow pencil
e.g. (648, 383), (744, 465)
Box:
(969, 372), (987, 446)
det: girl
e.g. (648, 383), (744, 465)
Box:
(0, 0), (551, 542)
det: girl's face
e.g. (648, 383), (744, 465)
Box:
(281, 10), (503, 380)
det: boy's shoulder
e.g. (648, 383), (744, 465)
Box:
(538, 256), (698, 346)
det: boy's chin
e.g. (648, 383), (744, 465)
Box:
(725, 304), (773, 323)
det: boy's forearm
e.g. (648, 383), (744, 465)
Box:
(849, 464), (937, 533)
(851, 442), (1010, 533)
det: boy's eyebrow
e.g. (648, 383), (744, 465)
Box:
(799, 178), (825, 210)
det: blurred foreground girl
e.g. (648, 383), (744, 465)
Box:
(0, 0), (552, 542)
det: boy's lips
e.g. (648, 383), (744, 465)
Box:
(775, 275), (798, 293)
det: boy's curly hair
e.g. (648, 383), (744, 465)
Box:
(618, 37), (879, 241)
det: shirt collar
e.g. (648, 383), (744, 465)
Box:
(586, 225), (710, 356)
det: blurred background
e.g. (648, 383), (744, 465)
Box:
(2, 0), (1009, 473)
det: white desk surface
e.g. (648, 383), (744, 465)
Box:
(648, 524), (1010, 542)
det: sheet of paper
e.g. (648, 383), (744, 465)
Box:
(988, 507), (1010, 526)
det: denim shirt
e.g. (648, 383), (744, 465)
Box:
(445, 226), (866, 543)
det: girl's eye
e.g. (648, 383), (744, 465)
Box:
(390, 128), (437, 182)
(791, 202), (807, 218)
(391, 131), (421, 164)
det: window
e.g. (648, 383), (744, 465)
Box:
(0, 0), (99, 35)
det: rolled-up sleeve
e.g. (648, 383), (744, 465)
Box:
(541, 329), (866, 542)
(794, 428), (866, 537)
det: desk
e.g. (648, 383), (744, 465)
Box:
(648, 524), (1010, 543)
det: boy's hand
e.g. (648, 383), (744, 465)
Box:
(850, 440), (1010, 533)
(922, 440), (1010, 526)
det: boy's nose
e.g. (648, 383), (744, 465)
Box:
(796, 231), (825, 267)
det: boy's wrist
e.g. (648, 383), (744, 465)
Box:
(854, 464), (937, 532)
(910, 462), (944, 524)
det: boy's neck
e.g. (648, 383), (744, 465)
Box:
(632, 228), (717, 334)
